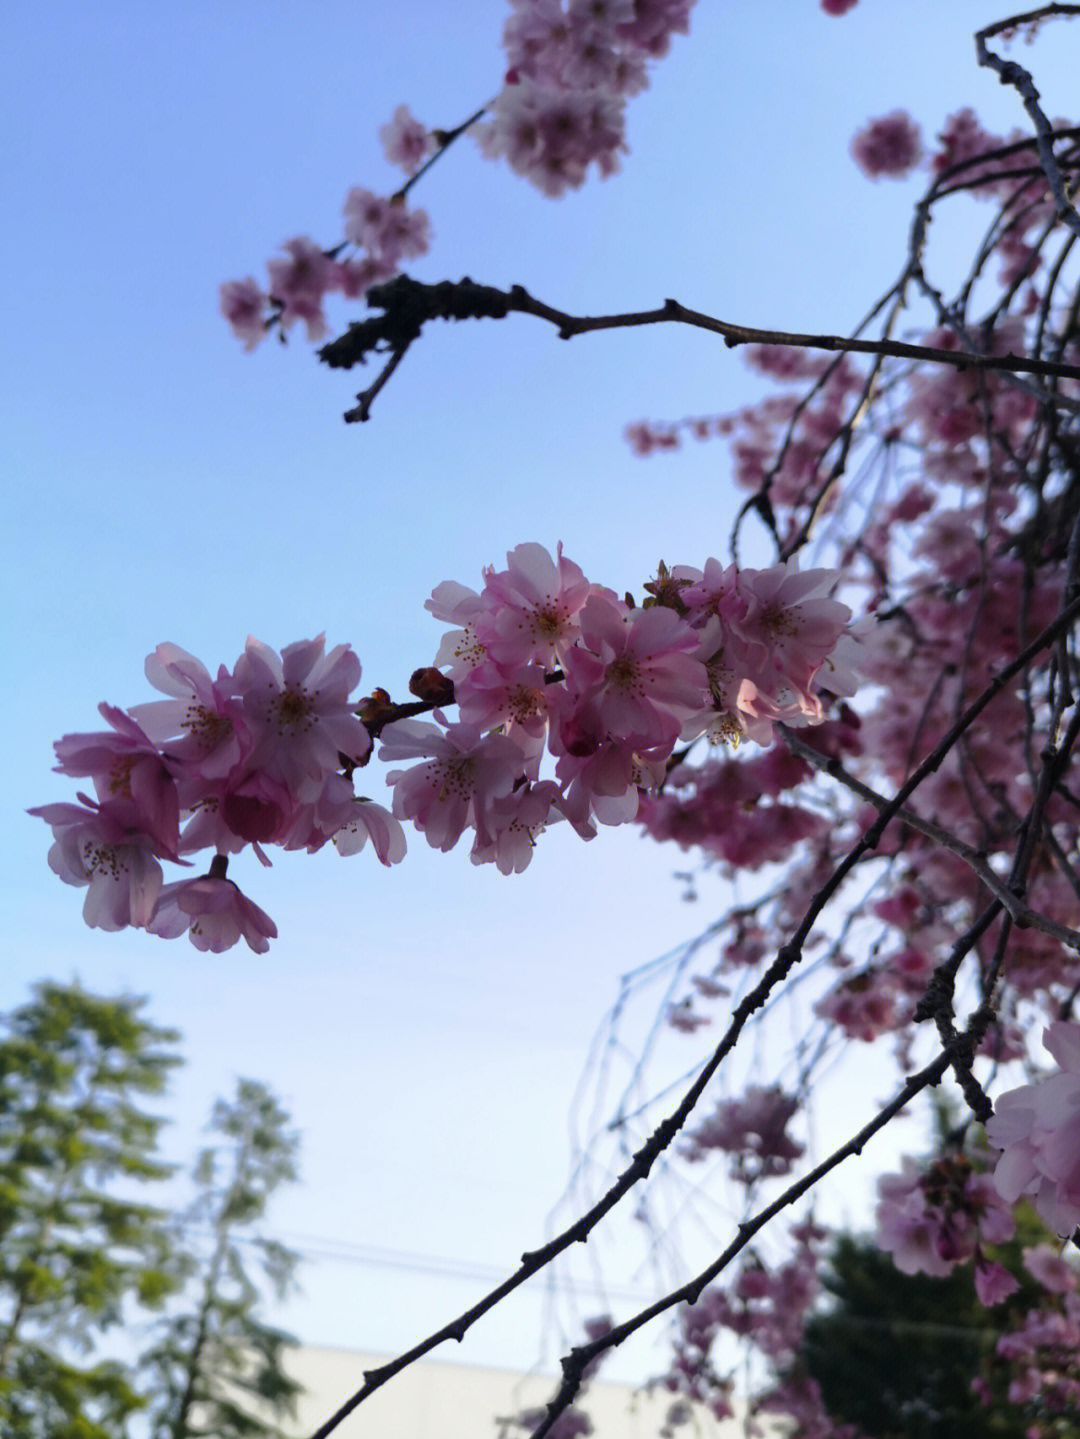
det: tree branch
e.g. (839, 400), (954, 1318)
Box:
(318, 276), (1080, 423)
(307, 593), (1080, 1439)
(976, 6), (1080, 240)
(780, 727), (1080, 954)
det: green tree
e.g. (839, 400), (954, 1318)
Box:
(799, 1220), (1080, 1439)
(0, 980), (181, 1439)
(144, 1078), (302, 1439)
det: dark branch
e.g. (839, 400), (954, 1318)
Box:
(317, 275), (1080, 423)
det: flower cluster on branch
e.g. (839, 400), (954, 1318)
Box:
(31, 545), (860, 947)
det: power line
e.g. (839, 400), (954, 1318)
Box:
(178, 1220), (660, 1304)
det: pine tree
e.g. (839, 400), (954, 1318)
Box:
(0, 980), (181, 1438)
(144, 1078), (302, 1439)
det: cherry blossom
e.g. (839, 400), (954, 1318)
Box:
(233, 635), (370, 803)
(149, 870), (277, 954)
(378, 104), (434, 174)
(219, 276), (268, 351)
(850, 109), (924, 178)
(29, 798), (168, 932)
(380, 714), (529, 855)
(987, 1022), (1080, 1237)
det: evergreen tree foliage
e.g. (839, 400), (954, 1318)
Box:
(800, 1226), (1079, 1439)
(143, 1078), (302, 1439)
(0, 980), (181, 1437)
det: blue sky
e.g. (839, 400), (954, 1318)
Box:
(5, 0), (1079, 1399)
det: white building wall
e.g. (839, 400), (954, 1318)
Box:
(284, 1344), (777, 1439)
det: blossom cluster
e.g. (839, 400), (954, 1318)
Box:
(220, 192), (432, 350)
(32, 546), (858, 952)
(989, 1244), (1080, 1422)
(222, 0), (697, 349)
(663, 1222), (828, 1430)
(609, 77), (1080, 1438)
(405, 543), (856, 870)
(30, 637), (404, 954)
(475, 0), (694, 198)
(875, 1152), (1018, 1305)
(682, 1084), (805, 1183)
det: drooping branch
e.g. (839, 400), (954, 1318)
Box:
(529, 1031), (970, 1438)
(307, 593), (1080, 1439)
(780, 727), (1080, 954)
(317, 275), (1080, 424)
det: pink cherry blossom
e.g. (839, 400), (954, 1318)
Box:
(468, 779), (564, 874)
(219, 276), (267, 350)
(29, 798), (166, 931)
(1023, 1244), (1077, 1294)
(149, 872), (277, 954)
(684, 1086), (804, 1182)
(233, 635), (370, 803)
(987, 1021), (1080, 1236)
(481, 541), (597, 668)
(331, 799), (408, 865)
(379, 104), (434, 174)
(850, 110), (923, 179)
(129, 642), (247, 782)
(266, 236), (335, 340)
(975, 1260), (1020, 1306)
(380, 714), (529, 852)
(342, 187), (431, 265)
(52, 701), (180, 855)
(875, 1159), (957, 1277)
(560, 593), (705, 751)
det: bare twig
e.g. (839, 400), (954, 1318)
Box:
(976, 6), (1080, 240)
(318, 276), (1080, 423)
(780, 728), (1080, 954)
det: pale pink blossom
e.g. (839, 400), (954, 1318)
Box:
(1023, 1243), (1077, 1294)
(378, 104), (434, 174)
(233, 635), (370, 803)
(426, 579), (494, 680)
(52, 702), (180, 854)
(381, 714), (528, 853)
(29, 799), (166, 931)
(729, 562), (851, 701)
(454, 660), (553, 756)
(129, 642), (247, 782)
(342, 187), (430, 264)
(468, 779), (564, 874)
(149, 874), (277, 953)
(975, 1260), (1020, 1306)
(343, 187), (393, 249)
(219, 277), (267, 350)
(875, 1159), (956, 1277)
(331, 799), (408, 865)
(560, 593), (705, 751)
(684, 1086), (804, 1182)
(266, 236), (335, 340)
(481, 541), (597, 668)
(987, 1021), (1080, 1236)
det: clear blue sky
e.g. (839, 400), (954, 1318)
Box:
(4, 0), (1078, 1397)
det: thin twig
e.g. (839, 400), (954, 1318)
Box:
(780, 728), (1080, 954)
